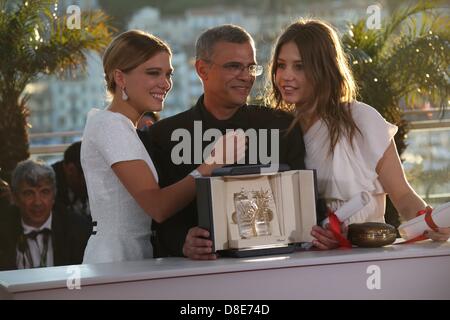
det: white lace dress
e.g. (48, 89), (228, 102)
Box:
(304, 101), (398, 225)
(81, 109), (158, 263)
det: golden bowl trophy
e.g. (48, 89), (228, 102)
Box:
(347, 222), (397, 247)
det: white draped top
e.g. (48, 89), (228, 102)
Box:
(304, 101), (398, 225)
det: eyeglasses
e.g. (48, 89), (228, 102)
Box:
(206, 60), (264, 77)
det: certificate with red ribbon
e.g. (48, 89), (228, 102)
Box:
(322, 192), (371, 248)
(398, 202), (450, 242)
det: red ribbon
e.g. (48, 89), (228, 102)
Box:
(327, 210), (352, 248)
(397, 206), (437, 244)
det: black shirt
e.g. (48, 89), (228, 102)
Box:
(139, 95), (306, 257)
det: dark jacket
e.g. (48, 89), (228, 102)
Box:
(52, 161), (90, 220)
(0, 204), (91, 271)
(139, 95), (306, 257)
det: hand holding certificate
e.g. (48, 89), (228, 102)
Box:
(398, 202), (450, 241)
(321, 191), (371, 228)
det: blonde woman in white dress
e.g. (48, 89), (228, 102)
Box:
(267, 19), (450, 249)
(81, 30), (245, 263)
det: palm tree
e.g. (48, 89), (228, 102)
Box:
(341, 0), (449, 226)
(0, 0), (114, 181)
(342, 0), (449, 156)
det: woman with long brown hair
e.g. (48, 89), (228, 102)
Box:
(267, 19), (449, 249)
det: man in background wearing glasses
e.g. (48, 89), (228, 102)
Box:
(139, 24), (306, 259)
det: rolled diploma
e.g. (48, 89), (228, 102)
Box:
(321, 191), (371, 228)
(398, 202), (450, 240)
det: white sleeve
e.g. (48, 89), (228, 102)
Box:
(91, 115), (147, 167)
(352, 102), (398, 172)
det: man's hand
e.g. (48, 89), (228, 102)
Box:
(205, 130), (246, 166)
(183, 227), (217, 260)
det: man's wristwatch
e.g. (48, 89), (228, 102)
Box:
(189, 169), (203, 179)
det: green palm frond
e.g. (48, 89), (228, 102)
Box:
(383, 33), (450, 106)
(342, 0), (449, 134)
(342, 21), (381, 59)
(380, 0), (437, 45)
(1, 2), (114, 94)
(0, 0), (114, 181)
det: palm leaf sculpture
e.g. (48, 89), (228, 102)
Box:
(0, 0), (114, 181)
